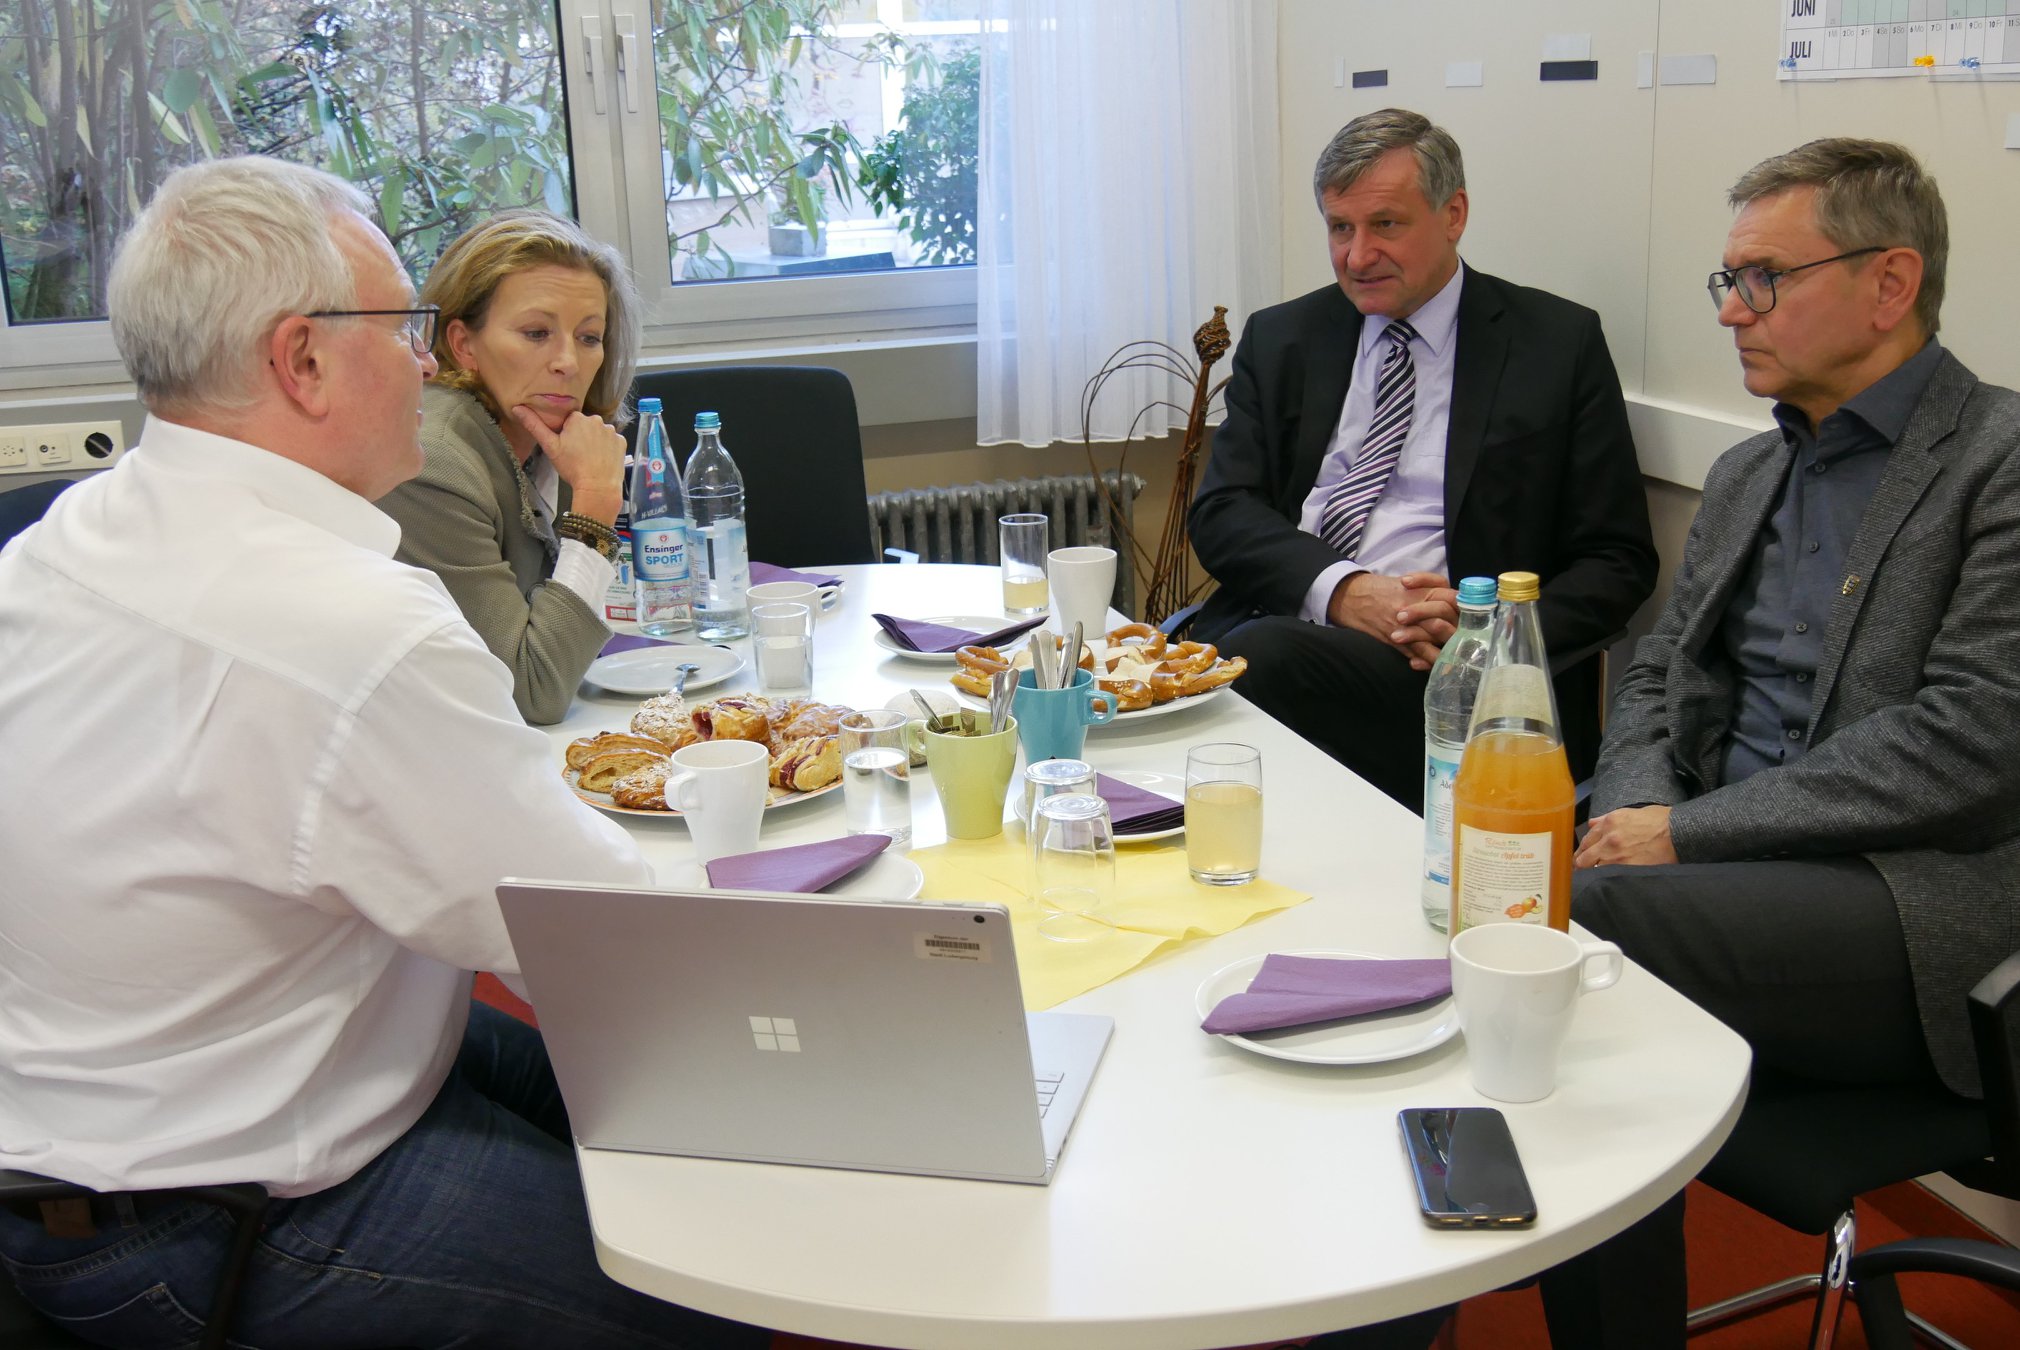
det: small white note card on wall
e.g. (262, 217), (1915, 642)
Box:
(1542, 34), (1592, 62)
(1659, 53), (1718, 85)
(1446, 61), (1484, 87)
(2008, 113), (2020, 150)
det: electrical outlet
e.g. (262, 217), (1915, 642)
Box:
(33, 429), (73, 467)
(0, 431), (25, 469)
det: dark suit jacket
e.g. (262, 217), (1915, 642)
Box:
(1595, 351), (2020, 1097)
(1188, 269), (1658, 767)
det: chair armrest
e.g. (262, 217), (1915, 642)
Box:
(1158, 601), (1203, 638)
(1851, 1235), (2020, 1288)
(1968, 949), (2020, 1185)
(883, 547), (919, 565)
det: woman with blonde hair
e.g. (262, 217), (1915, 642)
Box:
(378, 211), (641, 724)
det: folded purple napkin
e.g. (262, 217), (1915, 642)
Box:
(599, 632), (670, 657)
(751, 562), (842, 588)
(705, 835), (891, 893)
(871, 612), (1047, 654)
(1201, 955), (1453, 1035)
(1097, 773), (1184, 833)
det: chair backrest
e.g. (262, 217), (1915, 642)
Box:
(630, 366), (875, 568)
(0, 479), (76, 547)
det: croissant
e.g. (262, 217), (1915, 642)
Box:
(770, 735), (842, 792)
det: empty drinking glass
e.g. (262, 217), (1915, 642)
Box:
(1030, 793), (1116, 943)
(751, 601), (813, 697)
(1185, 743), (1263, 885)
(840, 709), (911, 846)
(1021, 758), (1096, 830)
(998, 513), (1049, 616)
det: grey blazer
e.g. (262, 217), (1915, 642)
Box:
(1595, 350), (2020, 1097)
(376, 385), (610, 725)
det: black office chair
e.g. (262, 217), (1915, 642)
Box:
(1686, 948), (2020, 1349)
(0, 478), (76, 547)
(630, 365), (876, 569)
(0, 1170), (269, 1350)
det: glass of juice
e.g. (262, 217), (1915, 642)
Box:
(1185, 743), (1263, 885)
(998, 513), (1050, 615)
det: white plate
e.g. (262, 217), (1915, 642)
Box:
(1013, 768), (1185, 842)
(586, 644), (743, 696)
(1193, 949), (1461, 1066)
(873, 617), (1035, 664)
(566, 768), (841, 818)
(955, 681), (1229, 725)
(668, 850), (923, 900)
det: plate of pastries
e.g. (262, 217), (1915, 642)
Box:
(563, 693), (855, 816)
(949, 624), (1246, 721)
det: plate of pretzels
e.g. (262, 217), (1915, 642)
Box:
(948, 624), (1246, 720)
(562, 694), (856, 816)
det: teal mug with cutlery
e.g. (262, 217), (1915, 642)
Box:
(1013, 667), (1117, 764)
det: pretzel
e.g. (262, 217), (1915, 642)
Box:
(1094, 677), (1152, 713)
(1104, 623), (1168, 661)
(1180, 655), (1246, 697)
(955, 645), (1012, 675)
(1158, 641), (1218, 679)
(1148, 668), (1186, 704)
(949, 667), (995, 699)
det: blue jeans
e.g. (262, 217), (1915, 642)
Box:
(0, 1002), (771, 1349)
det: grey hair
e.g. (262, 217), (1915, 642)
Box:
(108, 156), (371, 412)
(1728, 137), (1948, 335)
(1312, 108), (1466, 210)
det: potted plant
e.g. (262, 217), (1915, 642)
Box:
(767, 181), (829, 256)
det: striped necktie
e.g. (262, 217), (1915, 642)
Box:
(1318, 319), (1419, 559)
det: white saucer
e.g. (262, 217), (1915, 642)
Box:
(585, 643), (743, 696)
(1194, 949), (1460, 1066)
(873, 617), (1036, 664)
(669, 850), (924, 900)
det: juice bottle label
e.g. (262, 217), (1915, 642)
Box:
(1454, 824), (1552, 929)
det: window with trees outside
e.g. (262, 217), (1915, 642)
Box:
(0, 0), (980, 378)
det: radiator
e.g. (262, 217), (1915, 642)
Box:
(868, 472), (1147, 618)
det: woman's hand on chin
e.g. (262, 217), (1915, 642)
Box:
(509, 404), (625, 526)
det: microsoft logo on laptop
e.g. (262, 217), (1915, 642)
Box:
(748, 1016), (800, 1052)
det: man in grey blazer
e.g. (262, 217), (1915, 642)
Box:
(1542, 139), (2020, 1348)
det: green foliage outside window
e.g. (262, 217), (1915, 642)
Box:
(857, 45), (976, 266)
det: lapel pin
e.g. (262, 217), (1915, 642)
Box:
(1841, 574), (1862, 597)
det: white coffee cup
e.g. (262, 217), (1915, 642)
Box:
(746, 580), (822, 611)
(665, 739), (769, 864)
(1449, 923), (1624, 1103)
(1047, 545), (1117, 640)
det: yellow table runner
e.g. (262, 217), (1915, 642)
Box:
(909, 834), (1310, 1010)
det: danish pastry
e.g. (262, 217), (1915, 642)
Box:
(566, 731), (672, 772)
(629, 696), (698, 750)
(769, 735), (842, 792)
(773, 701), (850, 749)
(691, 696), (771, 745)
(610, 758), (675, 810)
(578, 747), (668, 793)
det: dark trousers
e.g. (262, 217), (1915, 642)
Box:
(1526, 855), (1940, 1350)
(1216, 616), (1430, 809)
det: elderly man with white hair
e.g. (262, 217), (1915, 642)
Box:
(0, 158), (767, 1348)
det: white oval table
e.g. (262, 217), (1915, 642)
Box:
(540, 564), (1750, 1349)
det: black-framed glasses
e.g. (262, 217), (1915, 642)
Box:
(305, 306), (439, 354)
(1705, 247), (1890, 314)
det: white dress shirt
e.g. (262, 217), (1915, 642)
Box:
(527, 451), (617, 609)
(1295, 262), (1465, 622)
(0, 419), (649, 1198)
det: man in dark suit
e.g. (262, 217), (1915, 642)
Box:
(1189, 108), (1657, 806)
(1544, 138), (2020, 1348)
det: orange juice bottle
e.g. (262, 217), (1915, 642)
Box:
(1450, 572), (1575, 934)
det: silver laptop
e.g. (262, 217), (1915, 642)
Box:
(496, 879), (1112, 1185)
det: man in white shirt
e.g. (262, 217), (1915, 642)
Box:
(0, 158), (765, 1348)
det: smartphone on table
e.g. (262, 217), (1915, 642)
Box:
(1398, 1106), (1537, 1228)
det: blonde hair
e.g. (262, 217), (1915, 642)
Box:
(109, 156), (368, 412)
(420, 211), (641, 426)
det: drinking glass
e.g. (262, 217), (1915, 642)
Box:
(840, 709), (911, 846)
(1186, 743), (1263, 885)
(1029, 793), (1116, 942)
(998, 513), (1050, 616)
(751, 602), (813, 697)
(1021, 758), (1095, 830)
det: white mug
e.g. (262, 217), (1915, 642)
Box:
(665, 739), (769, 864)
(1448, 923), (1623, 1103)
(1047, 545), (1117, 640)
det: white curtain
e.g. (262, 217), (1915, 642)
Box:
(976, 0), (1281, 448)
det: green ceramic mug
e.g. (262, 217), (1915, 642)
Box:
(923, 716), (1020, 839)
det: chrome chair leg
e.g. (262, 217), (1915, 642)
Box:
(1686, 1206), (1856, 1338)
(1809, 1210), (1858, 1350)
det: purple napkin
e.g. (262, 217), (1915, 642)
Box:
(751, 562), (842, 588)
(705, 835), (891, 893)
(1097, 773), (1184, 834)
(871, 612), (1047, 654)
(1201, 955), (1452, 1035)
(599, 632), (670, 657)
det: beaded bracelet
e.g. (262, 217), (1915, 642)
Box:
(555, 511), (622, 563)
